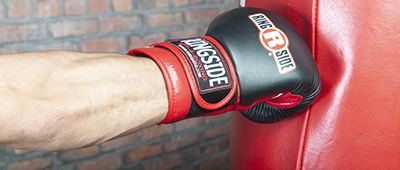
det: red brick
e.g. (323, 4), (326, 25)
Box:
(49, 19), (97, 38)
(0, 3), (3, 20)
(36, 0), (60, 18)
(7, 0), (32, 18)
(191, 0), (205, 4)
(55, 166), (75, 170)
(223, 6), (236, 12)
(219, 137), (230, 151)
(147, 12), (183, 28)
(9, 156), (53, 170)
(100, 15), (141, 33)
(174, 166), (195, 170)
(129, 33), (167, 48)
(144, 153), (182, 170)
(59, 146), (100, 162)
(224, 0), (238, 3)
(175, 117), (205, 131)
(137, 0), (151, 9)
(207, 111), (232, 123)
(204, 123), (231, 140)
(140, 124), (173, 141)
(174, 0), (189, 7)
(199, 155), (227, 170)
(77, 155), (122, 170)
(185, 9), (220, 24)
(112, 0), (132, 12)
(195, 144), (216, 159)
(155, 0), (170, 8)
(210, 0), (223, 3)
(0, 48), (22, 55)
(169, 27), (199, 39)
(102, 133), (137, 151)
(25, 42), (79, 52)
(165, 133), (200, 151)
(88, 0), (108, 14)
(64, 0), (85, 15)
(126, 143), (163, 163)
(80, 37), (124, 52)
(0, 23), (47, 43)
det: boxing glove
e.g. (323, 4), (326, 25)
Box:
(127, 7), (321, 124)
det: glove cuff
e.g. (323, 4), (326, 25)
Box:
(152, 36), (239, 111)
(128, 36), (240, 124)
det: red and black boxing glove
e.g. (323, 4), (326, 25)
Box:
(128, 7), (321, 124)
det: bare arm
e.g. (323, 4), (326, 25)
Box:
(0, 51), (168, 151)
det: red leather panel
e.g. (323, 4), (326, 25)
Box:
(231, 0), (400, 169)
(302, 0), (400, 169)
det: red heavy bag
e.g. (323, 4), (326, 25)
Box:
(230, 0), (400, 169)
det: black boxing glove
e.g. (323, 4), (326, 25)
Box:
(127, 7), (321, 124)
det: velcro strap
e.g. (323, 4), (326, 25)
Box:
(152, 36), (238, 110)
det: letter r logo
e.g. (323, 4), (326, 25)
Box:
(261, 28), (288, 51)
(263, 31), (284, 48)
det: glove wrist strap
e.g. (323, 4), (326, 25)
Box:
(152, 36), (239, 111)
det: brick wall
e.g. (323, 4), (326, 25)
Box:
(0, 0), (238, 169)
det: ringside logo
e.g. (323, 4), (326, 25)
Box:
(168, 38), (233, 94)
(249, 13), (296, 74)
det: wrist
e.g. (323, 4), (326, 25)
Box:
(128, 47), (192, 124)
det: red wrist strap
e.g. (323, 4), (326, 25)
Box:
(152, 36), (239, 111)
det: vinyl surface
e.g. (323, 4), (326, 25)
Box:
(230, 0), (400, 169)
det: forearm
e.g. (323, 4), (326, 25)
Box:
(0, 51), (168, 151)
